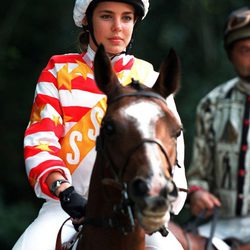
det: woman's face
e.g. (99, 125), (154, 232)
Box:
(88, 1), (136, 56)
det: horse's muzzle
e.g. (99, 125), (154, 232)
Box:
(129, 177), (178, 212)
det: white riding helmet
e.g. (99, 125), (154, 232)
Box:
(73, 0), (149, 27)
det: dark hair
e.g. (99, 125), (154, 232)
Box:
(78, 27), (90, 52)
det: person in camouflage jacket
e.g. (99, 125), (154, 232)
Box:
(187, 6), (250, 242)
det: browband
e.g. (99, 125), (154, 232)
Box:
(108, 91), (167, 105)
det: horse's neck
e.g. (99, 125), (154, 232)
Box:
(78, 156), (145, 250)
(86, 156), (120, 216)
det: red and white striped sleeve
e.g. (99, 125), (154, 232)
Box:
(24, 56), (72, 200)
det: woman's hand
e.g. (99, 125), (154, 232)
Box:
(59, 186), (87, 219)
(46, 171), (87, 220)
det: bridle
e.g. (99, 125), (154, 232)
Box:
(83, 86), (184, 235)
(97, 86), (180, 181)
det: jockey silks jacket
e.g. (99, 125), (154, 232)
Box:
(24, 46), (187, 214)
(188, 77), (250, 217)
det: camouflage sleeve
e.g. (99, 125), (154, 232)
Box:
(187, 96), (215, 191)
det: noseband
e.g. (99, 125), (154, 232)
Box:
(97, 137), (175, 184)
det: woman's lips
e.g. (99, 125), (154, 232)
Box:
(109, 36), (123, 44)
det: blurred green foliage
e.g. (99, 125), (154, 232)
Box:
(0, 0), (248, 249)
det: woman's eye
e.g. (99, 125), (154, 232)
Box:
(101, 14), (112, 20)
(122, 15), (133, 22)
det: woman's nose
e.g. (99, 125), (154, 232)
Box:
(112, 18), (122, 32)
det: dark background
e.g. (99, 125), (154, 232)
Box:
(0, 1), (248, 249)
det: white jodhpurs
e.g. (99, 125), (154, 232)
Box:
(12, 200), (75, 250)
(12, 200), (183, 250)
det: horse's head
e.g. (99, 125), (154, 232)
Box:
(93, 45), (182, 234)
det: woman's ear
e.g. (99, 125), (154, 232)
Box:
(82, 17), (88, 26)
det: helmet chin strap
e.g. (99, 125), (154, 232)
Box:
(125, 37), (134, 54)
(86, 19), (99, 49)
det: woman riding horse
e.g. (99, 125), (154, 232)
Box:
(12, 0), (187, 249)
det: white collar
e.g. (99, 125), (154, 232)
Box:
(82, 45), (128, 69)
(82, 45), (95, 69)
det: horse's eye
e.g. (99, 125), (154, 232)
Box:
(175, 128), (183, 138)
(103, 121), (115, 135)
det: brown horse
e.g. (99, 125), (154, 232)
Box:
(74, 45), (183, 250)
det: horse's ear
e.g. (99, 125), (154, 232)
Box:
(152, 48), (181, 98)
(94, 44), (121, 97)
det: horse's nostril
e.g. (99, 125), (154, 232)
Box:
(160, 181), (178, 199)
(160, 185), (168, 198)
(156, 197), (167, 207)
(131, 178), (149, 197)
